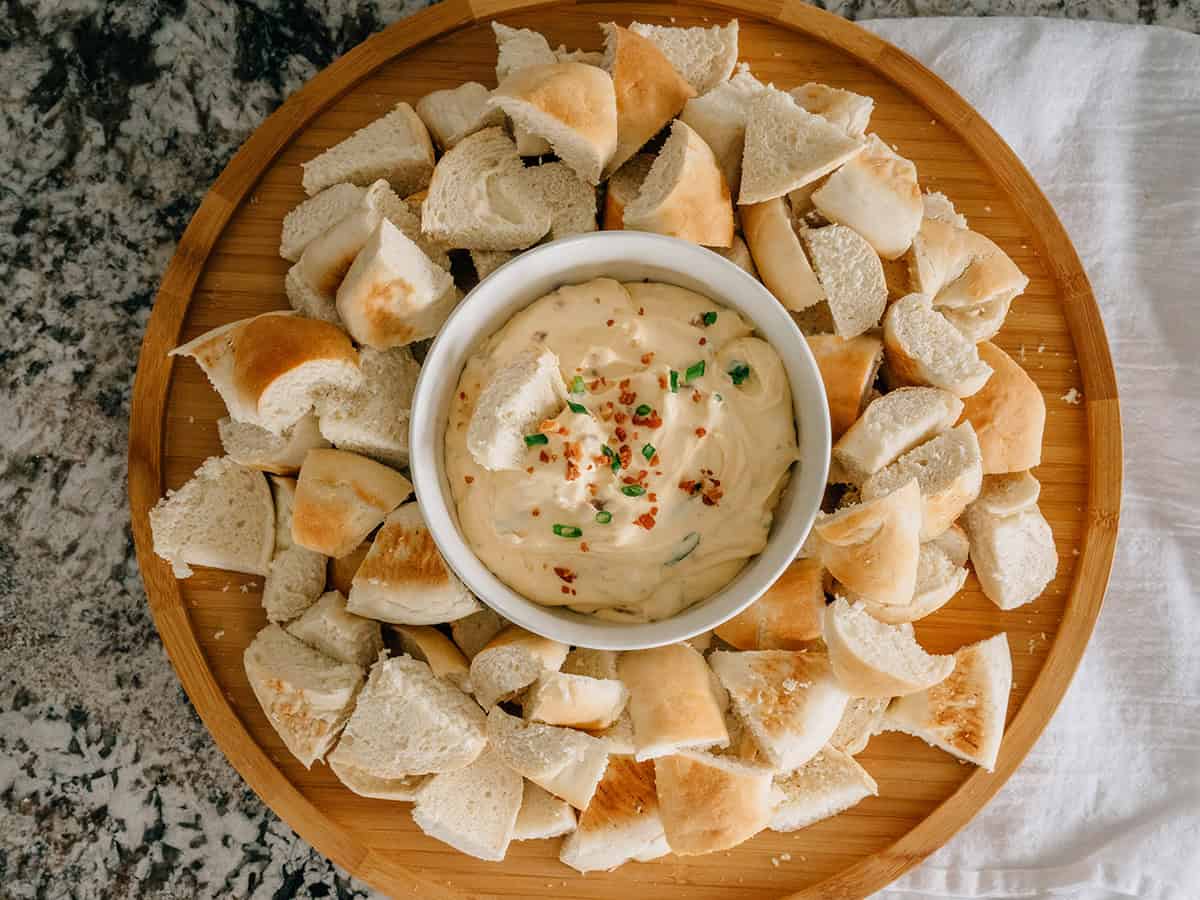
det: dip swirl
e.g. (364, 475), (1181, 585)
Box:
(445, 278), (798, 622)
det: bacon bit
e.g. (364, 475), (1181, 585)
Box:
(638, 307), (645, 316)
(464, 475), (474, 484)
(633, 432), (640, 440)
(614, 411), (628, 424)
(606, 319), (615, 327)
(532, 508), (540, 517)
(641, 352), (655, 365)
(586, 464), (593, 471)
(526, 466), (534, 474)
(658, 374), (669, 389)
(592, 454), (608, 467)
(698, 337), (707, 346)
(598, 401), (616, 422)
(632, 410), (663, 429)
(566, 461), (580, 481)
(637, 469), (648, 481)
(564, 441), (582, 461)
(459, 391), (467, 400)
(619, 389), (637, 406)
(691, 390), (702, 403)
(636, 513), (656, 530)
(589, 377), (607, 391)
(561, 585), (571, 595)
(650, 506), (659, 515)
(580, 542), (590, 553)
(587, 483), (598, 496)
(539, 450), (551, 463)
(571, 588), (577, 595)
(648, 492), (658, 502)
(615, 426), (627, 441)
(695, 427), (707, 437)
(651, 456), (660, 467)
(554, 567), (576, 583)
(702, 487), (724, 506)
(538, 418), (558, 433)
(679, 478), (700, 495)
(618, 378), (632, 390)
(622, 475), (638, 485)
(618, 445), (633, 468)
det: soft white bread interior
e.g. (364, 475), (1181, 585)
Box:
(411, 746), (523, 861)
(347, 502), (480, 624)
(291, 448), (412, 558)
(521, 160), (599, 239)
(218, 414), (330, 476)
(489, 62), (618, 185)
(618, 643), (729, 761)
(329, 654), (486, 777)
(466, 346), (567, 471)
(328, 755), (427, 801)
(469, 249), (515, 281)
(561, 648), (636, 752)
(788, 82), (874, 139)
(559, 755), (668, 872)
(884, 632), (1012, 770)
(964, 473), (1057, 610)
(741, 196), (825, 311)
(811, 134), (922, 260)
(421, 127), (551, 250)
(622, 119), (734, 247)
(739, 85), (865, 205)
(833, 386), (964, 485)
(555, 44), (606, 66)
(769, 746), (878, 832)
(809, 479), (922, 607)
(972, 469), (1041, 516)
(415, 81), (505, 151)
(823, 597), (956, 697)
(709, 649), (848, 771)
(301, 102), (435, 198)
(908, 217), (1029, 321)
(653, 751), (772, 855)
(959, 342), (1046, 474)
(315, 346), (420, 469)
(286, 196), (382, 323)
(854, 524), (970, 625)
(716, 233), (758, 277)
(491, 22), (556, 157)
(883, 293), (994, 397)
(243, 623), (363, 768)
(469, 625), (569, 709)
(805, 333), (884, 441)
(714, 557), (826, 649)
(280, 182), (366, 262)
(149, 456), (275, 579)
(286, 590), (382, 667)
(514, 780), (577, 841)
(803, 223), (887, 338)
(487, 707), (611, 810)
(860, 421), (984, 541)
(601, 153), (654, 229)
(335, 218), (457, 350)
(524, 671), (630, 730)
(601, 23), (695, 174)
(679, 67), (765, 193)
(829, 696), (889, 755)
(450, 607), (510, 659)
(170, 312), (361, 434)
(263, 475), (325, 622)
(389, 624), (470, 690)
(628, 20), (739, 96)
(923, 190), (967, 229)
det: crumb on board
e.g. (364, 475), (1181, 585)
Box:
(1073, 547), (1080, 556)
(188, 415), (195, 424)
(221, 583), (231, 592)
(240, 582), (256, 593)
(213, 630), (225, 640)
(984, 205), (993, 212)
(1019, 344), (1026, 361)
(1038, 342), (1046, 353)
(1061, 387), (1083, 404)
(773, 51), (782, 57)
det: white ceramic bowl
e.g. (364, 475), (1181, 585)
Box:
(410, 232), (830, 650)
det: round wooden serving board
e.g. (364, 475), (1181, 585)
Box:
(128, 2), (1122, 897)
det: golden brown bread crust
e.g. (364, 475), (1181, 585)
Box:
(355, 510), (451, 589)
(481, 625), (569, 670)
(618, 644), (728, 756)
(806, 333), (884, 441)
(291, 449), (413, 557)
(959, 342), (1045, 474)
(715, 557), (825, 649)
(653, 753), (770, 854)
(389, 625), (469, 682)
(231, 314), (358, 410)
(492, 62), (617, 157)
(576, 755), (659, 833)
(741, 196), (825, 312)
(605, 24), (695, 174)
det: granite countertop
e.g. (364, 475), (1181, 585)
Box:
(0, 1), (1194, 897)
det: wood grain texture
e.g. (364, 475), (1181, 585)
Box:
(127, 1), (1122, 897)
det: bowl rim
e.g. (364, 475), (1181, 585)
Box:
(409, 231), (830, 650)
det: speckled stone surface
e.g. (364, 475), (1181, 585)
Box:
(0, 1), (1194, 897)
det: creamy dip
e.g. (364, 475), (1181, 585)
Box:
(445, 278), (798, 622)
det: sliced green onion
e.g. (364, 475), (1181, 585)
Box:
(621, 484), (646, 497)
(642, 443), (656, 460)
(602, 444), (620, 471)
(685, 360), (706, 383)
(552, 524), (583, 538)
(567, 400), (589, 415)
(524, 433), (549, 446)
(635, 403), (652, 416)
(701, 311), (718, 326)
(669, 370), (679, 393)
(570, 375), (586, 394)
(595, 510), (613, 524)
(666, 532), (701, 565)
(729, 362), (751, 385)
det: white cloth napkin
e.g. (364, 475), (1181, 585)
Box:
(854, 18), (1200, 900)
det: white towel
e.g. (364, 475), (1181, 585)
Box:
(855, 18), (1200, 900)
